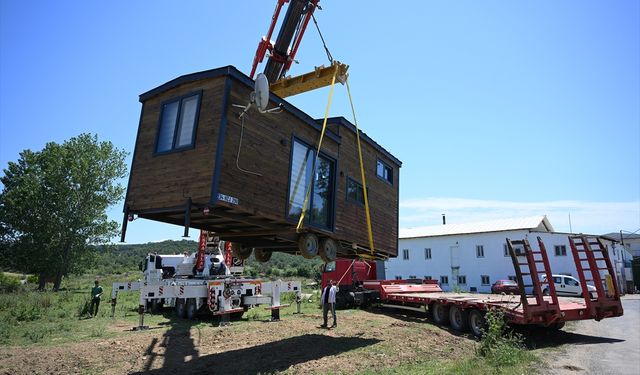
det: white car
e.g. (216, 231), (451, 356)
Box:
(541, 274), (596, 298)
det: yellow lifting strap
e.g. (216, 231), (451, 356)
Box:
(296, 66), (339, 232)
(346, 79), (376, 256)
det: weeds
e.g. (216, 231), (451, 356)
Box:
(476, 308), (534, 371)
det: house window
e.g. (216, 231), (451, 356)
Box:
(555, 245), (567, 256)
(424, 248), (432, 259)
(424, 276), (432, 280)
(440, 276), (449, 285)
(155, 92), (201, 153)
(476, 245), (484, 258)
(376, 159), (393, 184)
(346, 177), (365, 205)
(508, 275), (517, 281)
(409, 275), (417, 279)
(287, 139), (335, 229)
(403, 249), (409, 260)
(458, 275), (467, 285)
(395, 275), (402, 280)
(481, 275), (490, 285)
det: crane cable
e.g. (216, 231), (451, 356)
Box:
(296, 66), (338, 232)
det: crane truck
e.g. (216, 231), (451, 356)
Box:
(321, 235), (624, 337)
(111, 230), (302, 329)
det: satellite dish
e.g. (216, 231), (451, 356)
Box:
(254, 73), (270, 112)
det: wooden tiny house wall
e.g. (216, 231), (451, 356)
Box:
(124, 66), (401, 259)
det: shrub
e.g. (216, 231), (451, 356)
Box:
(26, 275), (38, 284)
(0, 272), (21, 293)
(476, 308), (527, 368)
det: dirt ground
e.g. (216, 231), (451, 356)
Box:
(0, 309), (474, 375)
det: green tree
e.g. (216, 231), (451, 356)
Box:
(0, 134), (127, 290)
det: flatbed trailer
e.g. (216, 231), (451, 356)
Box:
(362, 235), (623, 337)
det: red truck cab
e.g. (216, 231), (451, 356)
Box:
(321, 259), (380, 308)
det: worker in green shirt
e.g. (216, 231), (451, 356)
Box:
(90, 280), (103, 317)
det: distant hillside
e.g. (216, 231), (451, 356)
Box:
(93, 240), (323, 280)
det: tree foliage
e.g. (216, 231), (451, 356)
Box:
(0, 134), (127, 290)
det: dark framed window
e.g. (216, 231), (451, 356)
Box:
(395, 275), (402, 280)
(346, 177), (365, 205)
(424, 276), (432, 280)
(287, 139), (335, 230)
(508, 275), (517, 281)
(440, 276), (449, 285)
(555, 245), (567, 256)
(458, 275), (467, 285)
(424, 248), (432, 259)
(504, 244), (524, 256)
(402, 249), (409, 260)
(476, 245), (484, 258)
(481, 275), (490, 285)
(155, 91), (202, 154)
(376, 159), (393, 184)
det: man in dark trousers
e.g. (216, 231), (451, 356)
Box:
(319, 279), (338, 328)
(90, 279), (103, 317)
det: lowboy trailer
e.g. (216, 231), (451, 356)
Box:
(328, 235), (624, 337)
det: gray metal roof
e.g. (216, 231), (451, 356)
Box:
(400, 215), (554, 239)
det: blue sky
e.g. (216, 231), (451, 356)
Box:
(1, 1), (638, 243)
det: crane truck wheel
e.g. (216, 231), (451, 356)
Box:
(449, 305), (469, 332)
(430, 303), (450, 326)
(549, 321), (565, 330)
(468, 309), (487, 338)
(150, 299), (163, 314)
(319, 238), (338, 263)
(298, 233), (319, 259)
(175, 298), (187, 319)
(254, 248), (272, 262)
(185, 298), (197, 320)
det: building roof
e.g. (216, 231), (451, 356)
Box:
(399, 216), (554, 239)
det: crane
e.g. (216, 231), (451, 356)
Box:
(250, 0), (348, 98)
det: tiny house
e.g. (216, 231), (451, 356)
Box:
(121, 66), (401, 262)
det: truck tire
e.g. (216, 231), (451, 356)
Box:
(319, 238), (338, 263)
(449, 305), (469, 332)
(298, 233), (319, 259)
(230, 311), (245, 320)
(549, 321), (565, 330)
(175, 298), (186, 319)
(254, 248), (272, 262)
(468, 309), (486, 338)
(185, 298), (197, 320)
(151, 299), (163, 314)
(232, 243), (253, 260)
(430, 303), (450, 326)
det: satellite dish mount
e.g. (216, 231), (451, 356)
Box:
(233, 73), (281, 118)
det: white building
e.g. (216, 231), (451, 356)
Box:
(386, 216), (632, 294)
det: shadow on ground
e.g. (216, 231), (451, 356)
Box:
(131, 331), (380, 375)
(517, 326), (625, 349)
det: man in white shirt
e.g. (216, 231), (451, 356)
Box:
(319, 279), (339, 328)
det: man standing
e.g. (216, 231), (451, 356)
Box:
(90, 280), (103, 317)
(320, 279), (338, 328)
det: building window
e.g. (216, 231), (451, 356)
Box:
(402, 249), (409, 260)
(424, 276), (432, 280)
(424, 248), (432, 259)
(476, 245), (484, 258)
(376, 159), (393, 184)
(395, 275), (402, 280)
(287, 139), (335, 229)
(409, 275), (417, 279)
(155, 92), (201, 153)
(346, 177), (365, 205)
(458, 275), (467, 285)
(504, 244), (524, 256)
(508, 275), (517, 281)
(555, 245), (567, 256)
(481, 275), (490, 285)
(440, 276), (449, 285)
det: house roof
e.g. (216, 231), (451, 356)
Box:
(399, 215), (554, 239)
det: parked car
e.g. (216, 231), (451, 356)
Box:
(541, 274), (596, 298)
(491, 279), (520, 294)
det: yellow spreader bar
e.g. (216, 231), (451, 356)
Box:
(270, 61), (348, 98)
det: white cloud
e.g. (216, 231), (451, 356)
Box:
(400, 197), (640, 234)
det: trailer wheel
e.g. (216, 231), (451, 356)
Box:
(232, 243), (253, 260)
(550, 321), (565, 330)
(175, 298), (187, 319)
(298, 233), (319, 259)
(254, 248), (272, 262)
(430, 303), (450, 326)
(230, 311), (245, 320)
(185, 298), (197, 320)
(468, 309), (487, 338)
(319, 238), (338, 263)
(449, 305), (469, 332)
